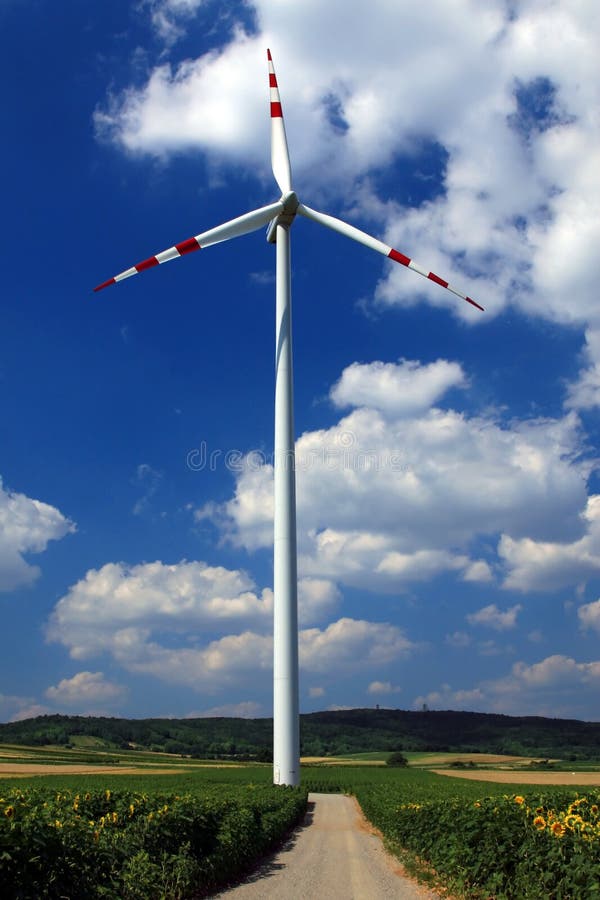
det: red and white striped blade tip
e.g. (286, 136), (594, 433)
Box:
(387, 248), (483, 310)
(267, 48), (292, 194)
(296, 203), (483, 312)
(93, 237), (200, 292)
(93, 201), (285, 293)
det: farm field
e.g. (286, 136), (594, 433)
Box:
(2, 745), (600, 898)
(434, 768), (600, 785)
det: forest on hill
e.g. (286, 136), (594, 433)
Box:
(1, 708), (599, 760)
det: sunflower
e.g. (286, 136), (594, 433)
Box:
(514, 796), (525, 805)
(551, 822), (565, 837)
(533, 815), (546, 830)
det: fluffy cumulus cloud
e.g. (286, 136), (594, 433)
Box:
(300, 618), (414, 673)
(47, 560), (413, 693)
(330, 359), (466, 419)
(417, 653), (600, 718)
(47, 559), (273, 660)
(566, 329), (600, 411)
(578, 598), (600, 634)
(47, 561), (342, 661)
(97, 1), (599, 333)
(45, 672), (126, 709)
(499, 495), (600, 592)
(207, 359), (591, 592)
(466, 603), (522, 631)
(298, 578), (341, 625)
(0, 479), (75, 592)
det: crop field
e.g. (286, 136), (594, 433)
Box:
(2, 746), (600, 898)
(434, 768), (600, 785)
(0, 775), (305, 898)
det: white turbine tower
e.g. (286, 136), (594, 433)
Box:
(95, 50), (483, 787)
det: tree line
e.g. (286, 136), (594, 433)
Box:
(0, 708), (598, 760)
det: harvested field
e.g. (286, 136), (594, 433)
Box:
(414, 752), (534, 766)
(301, 757), (382, 766)
(0, 762), (242, 778)
(434, 768), (600, 785)
(0, 763), (187, 778)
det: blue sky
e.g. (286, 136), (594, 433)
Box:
(2, 0), (600, 723)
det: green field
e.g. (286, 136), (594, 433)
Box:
(2, 746), (600, 899)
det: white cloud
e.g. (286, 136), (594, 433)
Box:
(308, 686), (324, 698)
(375, 547), (471, 582)
(414, 684), (485, 711)
(47, 560), (273, 659)
(565, 329), (600, 411)
(330, 359), (466, 418)
(509, 654), (600, 689)
(116, 629), (273, 690)
(216, 463), (273, 551)
(463, 561), (493, 583)
(95, 36), (268, 165)
(499, 495), (600, 592)
(0, 478), (75, 592)
(298, 578), (341, 625)
(419, 653), (600, 718)
(207, 376), (590, 592)
(367, 680), (402, 696)
(143, 0), (207, 46)
(47, 560), (413, 691)
(467, 603), (522, 631)
(96, 2), (599, 334)
(578, 598), (600, 634)
(45, 672), (126, 708)
(299, 618), (415, 673)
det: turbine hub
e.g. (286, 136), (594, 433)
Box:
(266, 191), (299, 243)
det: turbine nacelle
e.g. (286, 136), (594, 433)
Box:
(266, 191), (299, 243)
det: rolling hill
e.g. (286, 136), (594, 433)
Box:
(1, 708), (599, 760)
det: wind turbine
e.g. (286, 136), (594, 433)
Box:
(95, 49), (483, 787)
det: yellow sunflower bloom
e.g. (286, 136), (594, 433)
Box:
(551, 822), (565, 837)
(533, 816), (546, 830)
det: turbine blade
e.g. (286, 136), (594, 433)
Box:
(94, 200), (284, 292)
(298, 203), (484, 311)
(268, 49), (292, 194)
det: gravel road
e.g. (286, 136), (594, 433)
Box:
(212, 792), (442, 899)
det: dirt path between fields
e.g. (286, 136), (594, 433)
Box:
(213, 792), (442, 899)
(433, 769), (600, 785)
